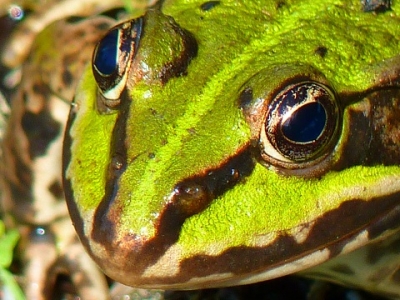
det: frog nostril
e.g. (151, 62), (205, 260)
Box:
(172, 182), (211, 217)
(168, 147), (254, 218)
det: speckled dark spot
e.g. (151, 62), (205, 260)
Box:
(200, 1), (221, 11)
(276, 1), (287, 9)
(315, 46), (328, 58)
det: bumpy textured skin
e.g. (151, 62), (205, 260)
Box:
(63, 0), (400, 297)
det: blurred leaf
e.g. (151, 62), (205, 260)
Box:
(0, 227), (19, 268)
(0, 268), (25, 300)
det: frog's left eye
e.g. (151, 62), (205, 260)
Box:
(259, 81), (340, 168)
(92, 18), (143, 103)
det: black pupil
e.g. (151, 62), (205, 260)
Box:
(94, 28), (119, 75)
(282, 102), (326, 143)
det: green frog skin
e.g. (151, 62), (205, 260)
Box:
(2, 0), (400, 299)
(63, 0), (400, 297)
(62, 0), (400, 298)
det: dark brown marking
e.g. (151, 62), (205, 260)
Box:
(32, 82), (51, 99)
(95, 21), (114, 31)
(314, 46), (328, 58)
(49, 180), (64, 200)
(367, 90), (400, 164)
(332, 108), (371, 169)
(62, 69), (73, 86)
(21, 109), (61, 158)
(62, 103), (83, 233)
(90, 89), (130, 245)
(99, 8), (126, 21)
(332, 88), (400, 171)
(169, 198), (398, 283)
(7, 179), (35, 223)
(45, 240), (98, 299)
(65, 16), (86, 24)
(200, 1), (221, 11)
(158, 22), (198, 84)
(135, 195), (399, 285)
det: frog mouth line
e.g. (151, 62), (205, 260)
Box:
(139, 194), (400, 288)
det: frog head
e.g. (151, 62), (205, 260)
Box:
(63, 0), (400, 290)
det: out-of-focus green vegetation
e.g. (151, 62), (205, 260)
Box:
(0, 220), (24, 300)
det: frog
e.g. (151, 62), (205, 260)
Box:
(62, 0), (400, 299)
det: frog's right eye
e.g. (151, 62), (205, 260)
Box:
(240, 68), (342, 178)
(92, 18), (143, 104)
(260, 81), (340, 164)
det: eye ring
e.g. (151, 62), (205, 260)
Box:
(92, 17), (143, 102)
(260, 81), (340, 166)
